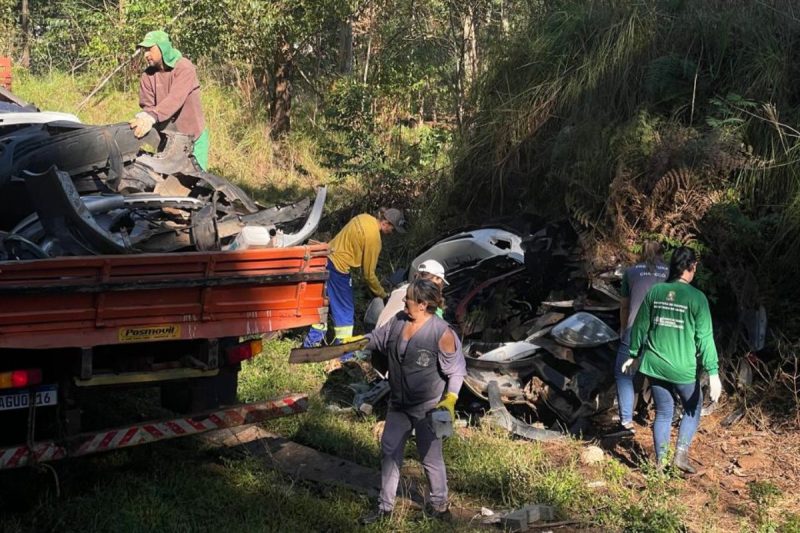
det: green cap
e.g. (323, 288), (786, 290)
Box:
(138, 30), (170, 48)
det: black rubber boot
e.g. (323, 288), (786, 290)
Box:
(605, 422), (635, 438)
(424, 503), (452, 521)
(673, 447), (696, 474)
(359, 508), (392, 525)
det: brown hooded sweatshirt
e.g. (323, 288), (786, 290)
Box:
(138, 57), (205, 140)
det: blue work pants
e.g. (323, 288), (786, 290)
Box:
(326, 260), (354, 340)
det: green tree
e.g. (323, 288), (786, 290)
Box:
(180, 0), (352, 138)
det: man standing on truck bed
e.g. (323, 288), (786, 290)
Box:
(303, 207), (407, 351)
(129, 30), (209, 170)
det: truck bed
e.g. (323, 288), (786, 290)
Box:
(0, 244), (328, 349)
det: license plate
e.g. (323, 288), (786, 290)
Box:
(0, 385), (58, 412)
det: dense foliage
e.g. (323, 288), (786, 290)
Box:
(2, 0), (799, 334)
(448, 0), (800, 336)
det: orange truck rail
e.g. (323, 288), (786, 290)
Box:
(0, 244), (329, 350)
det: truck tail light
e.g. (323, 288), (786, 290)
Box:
(226, 339), (263, 364)
(0, 368), (43, 389)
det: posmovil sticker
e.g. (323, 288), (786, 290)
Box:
(118, 324), (181, 343)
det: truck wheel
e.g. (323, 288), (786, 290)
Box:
(214, 365), (239, 406)
(160, 366), (240, 414)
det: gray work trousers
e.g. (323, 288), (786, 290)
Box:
(379, 407), (448, 512)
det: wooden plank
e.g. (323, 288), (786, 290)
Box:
(202, 425), (484, 525)
(289, 338), (369, 364)
(203, 425), (381, 496)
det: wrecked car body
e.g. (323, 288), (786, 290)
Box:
(444, 224), (622, 434)
(411, 227), (525, 273)
(0, 94), (325, 259)
(357, 221), (625, 436)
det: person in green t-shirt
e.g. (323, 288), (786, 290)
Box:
(621, 247), (722, 473)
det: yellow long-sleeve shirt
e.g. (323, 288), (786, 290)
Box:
(328, 214), (387, 298)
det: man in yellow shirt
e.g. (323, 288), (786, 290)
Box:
(303, 207), (407, 350)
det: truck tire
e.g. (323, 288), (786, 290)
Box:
(160, 366), (240, 414)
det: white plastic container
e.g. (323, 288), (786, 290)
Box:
(429, 409), (454, 439)
(227, 226), (275, 251)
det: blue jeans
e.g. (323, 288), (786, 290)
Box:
(650, 377), (702, 463)
(614, 339), (635, 425)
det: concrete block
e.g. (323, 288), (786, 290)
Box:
(499, 510), (529, 532)
(524, 503), (555, 523)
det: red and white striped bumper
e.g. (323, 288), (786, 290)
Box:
(0, 393), (308, 469)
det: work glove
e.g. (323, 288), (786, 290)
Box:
(129, 112), (156, 138)
(435, 392), (458, 422)
(342, 335), (366, 344)
(620, 358), (636, 375)
(709, 374), (722, 402)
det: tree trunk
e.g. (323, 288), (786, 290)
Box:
(464, 4), (478, 87)
(448, 0), (482, 128)
(431, 83), (438, 123)
(362, 32), (372, 84)
(338, 18), (353, 74)
(313, 33), (322, 122)
(20, 0), (30, 68)
(270, 40), (292, 139)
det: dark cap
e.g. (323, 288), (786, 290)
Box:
(383, 208), (407, 233)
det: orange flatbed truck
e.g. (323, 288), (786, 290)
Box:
(0, 244), (328, 468)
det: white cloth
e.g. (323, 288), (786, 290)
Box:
(376, 284), (408, 329)
(620, 357), (636, 375)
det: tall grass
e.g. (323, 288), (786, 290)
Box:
(451, 1), (659, 219)
(451, 0), (800, 218)
(448, 0), (800, 333)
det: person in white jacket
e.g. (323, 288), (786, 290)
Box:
(375, 260), (448, 328)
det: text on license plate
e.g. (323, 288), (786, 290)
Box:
(0, 385), (58, 412)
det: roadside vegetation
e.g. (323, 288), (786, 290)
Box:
(449, 1), (800, 339)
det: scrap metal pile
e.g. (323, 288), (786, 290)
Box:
(0, 94), (324, 260)
(327, 220), (625, 437)
(411, 222), (623, 435)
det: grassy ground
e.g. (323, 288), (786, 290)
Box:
(0, 337), (676, 532)
(4, 336), (799, 532)
(237, 340), (693, 531)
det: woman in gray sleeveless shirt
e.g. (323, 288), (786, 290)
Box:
(360, 278), (466, 524)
